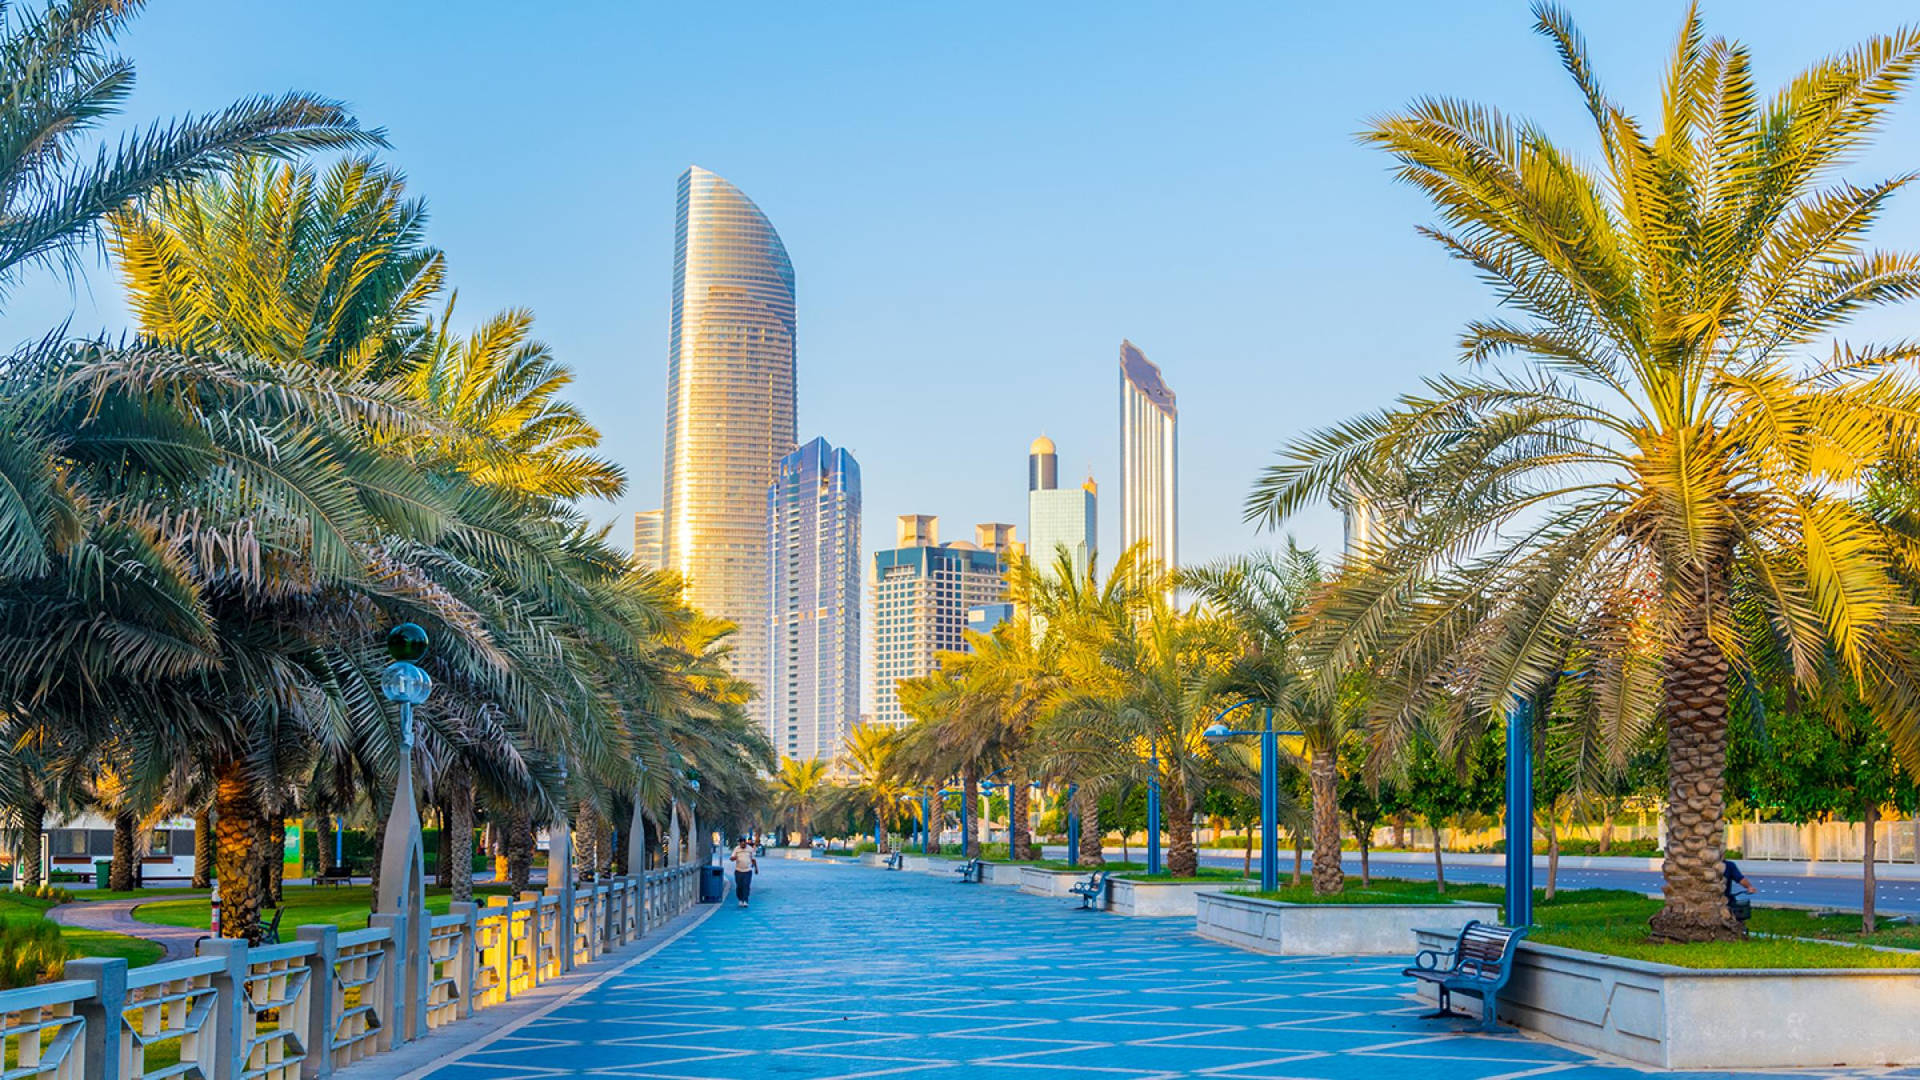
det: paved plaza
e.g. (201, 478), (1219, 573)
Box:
(417, 860), (1914, 1080)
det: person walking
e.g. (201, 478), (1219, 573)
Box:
(731, 837), (758, 908)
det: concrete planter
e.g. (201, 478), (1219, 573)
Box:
(919, 857), (964, 876)
(1411, 927), (1920, 1069)
(1019, 867), (1094, 897)
(1198, 892), (1498, 956)
(979, 862), (1023, 886)
(1109, 876), (1248, 917)
(858, 853), (887, 867)
(770, 847), (813, 861)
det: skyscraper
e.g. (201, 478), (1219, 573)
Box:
(766, 438), (861, 762)
(631, 509), (663, 571)
(661, 166), (796, 692)
(1119, 340), (1177, 574)
(869, 515), (1012, 727)
(1026, 435), (1096, 582)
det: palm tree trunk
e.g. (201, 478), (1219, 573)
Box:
(1078, 787), (1103, 867)
(962, 770), (980, 859)
(1359, 830), (1371, 886)
(1648, 619), (1743, 943)
(16, 800), (43, 890)
(1243, 819), (1253, 877)
(264, 816), (284, 905)
(1863, 800), (1879, 935)
(1309, 748), (1343, 896)
(193, 810), (213, 888)
(213, 759), (267, 942)
(507, 806), (532, 893)
(109, 812), (137, 891)
(928, 791), (943, 855)
(1292, 834), (1304, 886)
(1166, 778), (1197, 878)
(1010, 769), (1032, 861)
(449, 769), (474, 903)
(436, 804), (453, 888)
(313, 805), (334, 879)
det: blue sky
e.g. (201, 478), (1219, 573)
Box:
(10, 1), (1918, 569)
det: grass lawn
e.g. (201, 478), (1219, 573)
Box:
(0, 892), (165, 973)
(1114, 868), (1249, 883)
(1231, 879), (1506, 905)
(134, 884), (515, 933)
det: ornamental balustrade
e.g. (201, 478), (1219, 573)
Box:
(0, 866), (701, 1080)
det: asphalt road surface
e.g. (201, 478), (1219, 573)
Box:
(1039, 844), (1919, 916)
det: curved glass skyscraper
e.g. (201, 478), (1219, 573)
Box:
(663, 166), (796, 692)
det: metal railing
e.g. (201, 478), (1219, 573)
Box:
(18, 867), (704, 1080)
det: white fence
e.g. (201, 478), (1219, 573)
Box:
(2, 865), (702, 1080)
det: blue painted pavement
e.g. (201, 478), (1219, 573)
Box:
(419, 859), (1917, 1080)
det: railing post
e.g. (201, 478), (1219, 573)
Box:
(198, 938), (250, 1080)
(449, 902), (478, 1019)
(295, 925), (337, 1080)
(367, 913), (410, 1047)
(516, 893), (541, 988)
(67, 957), (126, 1080)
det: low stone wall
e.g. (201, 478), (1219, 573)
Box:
(769, 847), (813, 861)
(1198, 892), (1497, 955)
(1109, 877), (1247, 917)
(1019, 867), (1093, 897)
(919, 857), (964, 876)
(1410, 927), (1920, 1068)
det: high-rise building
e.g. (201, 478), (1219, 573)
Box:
(870, 515), (1012, 727)
(1026, 435), (1097, 581)
(766, 437), (861, 762)
(1119, 340), (1177, 574)
(631, 509), (663, 570)
(661, 166), (796, 693)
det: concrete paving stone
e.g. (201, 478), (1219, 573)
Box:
(409, 859), (1908, 1080)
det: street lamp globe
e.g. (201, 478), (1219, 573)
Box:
(1203, 723), (1231, 742)
(386, 622), (429, 662)
(380, 661), (433, 705)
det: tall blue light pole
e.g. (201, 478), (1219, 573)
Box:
(1065, 782), (1080, 868)
(1146, 740), (1162, 876)
(1505, 698), (1534, 928)
(920, 793), (931, 854)
(1206, 699), (1302, 894)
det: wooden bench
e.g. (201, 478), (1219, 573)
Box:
(884, 851), (905, 870)
(1068, 870), (1112, 911)
(954, 858), (983, 883)
(1402, 920), (1527, 1033)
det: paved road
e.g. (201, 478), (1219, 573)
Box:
(48, 899), (203, 960)
(415, 858), (1907, 1079)
(1041, 846), (1919, 917)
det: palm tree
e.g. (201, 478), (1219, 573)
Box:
(840, 724), (913, 853)
(0, 0), (376, 293)
(1052, 598), (1236, 877)
(1187, 546), (1353, 894)
(771, 758), (829, 846)
(1248, 5), (1920, 941)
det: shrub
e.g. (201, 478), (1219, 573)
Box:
(0, 919), (67, 988)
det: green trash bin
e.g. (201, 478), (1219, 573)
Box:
(93, 859), (111, 888)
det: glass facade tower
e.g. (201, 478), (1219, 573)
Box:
(766, 438), (861, 762)
(631, 509), (663, 571)
(1119, 340), (1177, 575)
(662, 166), (796, 692)
(1026, 435), (1096, 582)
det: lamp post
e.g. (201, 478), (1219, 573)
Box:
(1146, 740), (1162, 876)
(921, 792), (932, 854)
(1505, 698), (1534, 928)
(376, 622), (432, 1040)
(1066, 783), (1079, 867)
(1204, 699), (1302, 894)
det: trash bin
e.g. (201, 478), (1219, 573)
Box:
(699, 864), (725, 904)
(94, 859), (112, 888)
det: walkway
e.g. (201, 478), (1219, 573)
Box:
(48, 898), (203, 960)
(414, 860), (1915, 1080)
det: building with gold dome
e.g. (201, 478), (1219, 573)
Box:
(1027, 435), (1096, 582)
